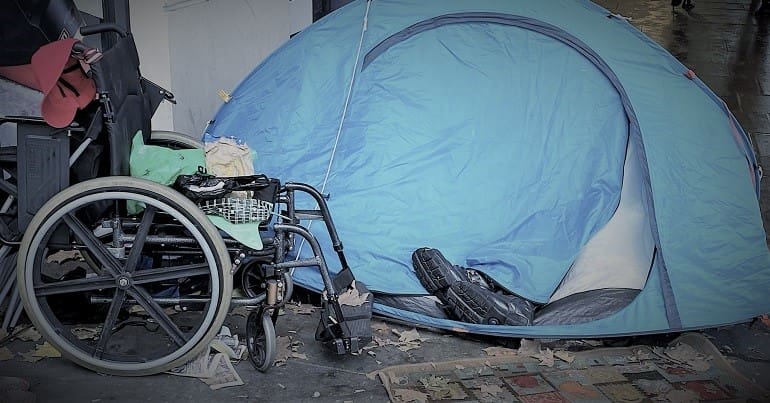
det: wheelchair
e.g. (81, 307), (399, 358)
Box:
(0, 12), (370, 376)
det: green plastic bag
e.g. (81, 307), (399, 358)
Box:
(129, 132), (263, 250)
(129, 132), (205, 185)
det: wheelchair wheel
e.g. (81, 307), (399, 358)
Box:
(17, 177), (232, 376)
(148, 130), (204, 149)
(246, 309), (276, 372)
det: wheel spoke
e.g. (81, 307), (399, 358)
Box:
(132, 263), (210, 285)
(63, 214), (123, 276)
(34, 275), (116, 296)
(128, 286), (188, 347)
(125, 206), (156, 274)
(94, 288), (127, 358)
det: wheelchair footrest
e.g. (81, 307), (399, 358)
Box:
(316, 274), (373, 354)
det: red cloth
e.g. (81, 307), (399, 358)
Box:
(0, 38), (96, 128)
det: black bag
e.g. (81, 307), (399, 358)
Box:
(173, 167), (279, 203)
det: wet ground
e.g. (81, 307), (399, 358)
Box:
(2, 0), (770, 401)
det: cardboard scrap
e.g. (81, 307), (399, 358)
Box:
(394, 328), (421, 343)
(534, 348), (555, 367)
(46, 250), (84, 264)
(20, 342), (61, 362)
(201, 353), (244, 390)
(71, 326), (101, 341)
(482, 346), (518, 357)
(16, 327), (41, 342)
(166, 349), (215, 378)
(392, 388), (428, 403)
(338, 282), (371, 307)
(167, 326), (248, 389)
(517, 339), (541, 356)
(291, 352), (308, 360)
(633, 348), (653, 361)
(274, 336), (308, 366)
(418, 375), (467, 400)
(388, 328), (426, 352)
(554, 350), (575, 363)
(0, 347), (14, 361)
(664, 342), (711, 372)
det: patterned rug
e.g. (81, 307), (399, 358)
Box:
(376, 333), (768, 402)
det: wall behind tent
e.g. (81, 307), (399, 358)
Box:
(165, 0), (312, 136)
(75, 0), (312, 136)
(130, 0), (174, 132)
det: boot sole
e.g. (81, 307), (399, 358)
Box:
(412, 247), (464, 294)
(445, 281), (533, 326)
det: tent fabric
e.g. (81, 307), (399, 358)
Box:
(207, 0), (770, 337)
(548, 137), (654, 303)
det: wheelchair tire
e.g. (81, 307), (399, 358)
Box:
(17, 177), (232, 376)
(148, 130), (204, 149)
(246, 309), (276, 373)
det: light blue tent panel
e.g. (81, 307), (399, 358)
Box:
(208, 0), (770, 337)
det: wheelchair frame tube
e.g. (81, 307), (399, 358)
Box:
(283, 182), (350, 271)
(272, 223), (339, 297)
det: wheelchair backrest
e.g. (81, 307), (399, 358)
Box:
(88, 33), (152, 176)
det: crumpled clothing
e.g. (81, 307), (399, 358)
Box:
(205, 137), (255, 198)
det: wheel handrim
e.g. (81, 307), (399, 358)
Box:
(21, 190), (224, 373)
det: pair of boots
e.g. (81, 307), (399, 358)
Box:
(412, 247), (534, 326)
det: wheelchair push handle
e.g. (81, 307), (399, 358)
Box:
(80, 23), (127, 37)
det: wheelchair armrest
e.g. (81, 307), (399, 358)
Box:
(0, 115), (84, 132)
(0, 116), (47, 126)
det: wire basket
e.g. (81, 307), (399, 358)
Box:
(199, 197), (273, 224)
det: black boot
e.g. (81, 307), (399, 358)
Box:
(444, 281), (535, 326)
(412, 247), (466, 297)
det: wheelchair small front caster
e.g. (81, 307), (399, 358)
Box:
(246, 309), (276, 372)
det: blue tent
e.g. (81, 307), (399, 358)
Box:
(207, 0), (770, 337)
